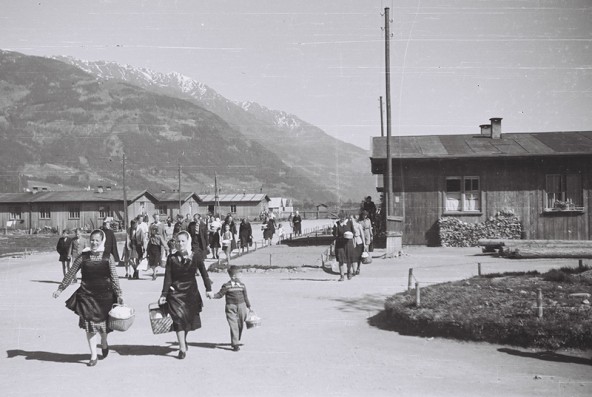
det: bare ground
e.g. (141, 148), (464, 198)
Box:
(1, 240), (591, 397)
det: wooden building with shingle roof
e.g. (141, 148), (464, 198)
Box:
(371, 118), (592, 245)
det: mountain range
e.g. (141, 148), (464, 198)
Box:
(0, 50), (375, 203)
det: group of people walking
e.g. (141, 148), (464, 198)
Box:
(332, 209), (374, 282)
(52, 218), (255, 367)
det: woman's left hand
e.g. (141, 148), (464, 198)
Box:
(52, 290), (61, 299)
(117, 296), (124, 304)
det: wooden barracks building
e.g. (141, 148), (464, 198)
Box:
(371, 118), (592, 245)
(0, 187), (270, 232)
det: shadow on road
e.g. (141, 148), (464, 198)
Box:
(330, 293), (388, 313)
(498, 348), (592, 366)
(187, 342), (234, 351)
(109, 344), (175, 356)
(280, 277), (335, 282)
(30, 280), (60, 284)
(6, 349), (87, 364)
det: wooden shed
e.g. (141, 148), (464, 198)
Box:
(152, 191), (201, 220)
(371, 119), (592, 245)
(198, 193), (270, 220)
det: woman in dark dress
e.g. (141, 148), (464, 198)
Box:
(238, 218), (252, 254)
(158, 231), (212, 359)
(52, 229), (123, 367)
(263, 216), (275, 246)
(332, 211), (355, 281)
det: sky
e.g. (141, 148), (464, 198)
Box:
(1, 0), (591, 150)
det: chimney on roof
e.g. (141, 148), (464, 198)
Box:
(479, 124), (491, 136)
(490, 117), (502, 139)
(97, 186), (104, 193)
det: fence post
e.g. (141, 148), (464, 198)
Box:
(478, 262), (482, 276)
(415, 282), (420, 307)
(579, 259), (584, 270)
(269, 254), (272, 267)
(408, 268), (413, 292)
(537, 288), (543, 318)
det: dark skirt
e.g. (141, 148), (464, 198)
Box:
(66, 284), (116, 324)
(166, 279), (203, 332)
(335, 238), (355, 265)
(147, 243), (163, 268)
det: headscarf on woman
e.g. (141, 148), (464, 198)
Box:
(176, 231), (193, 258)
(89, 229), (106, 253)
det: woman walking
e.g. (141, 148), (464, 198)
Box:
(262, 215), (275, 246)
(238, 218), (252, 254)
(209, 217), (222, 260)
(332, 211), (355, 281)
(350, 214), (366, 276)
(158, 231), (212, 359)
(124, 219), (139, 279)
(52, 229), (123, 367)
(147, 225), (169, 281)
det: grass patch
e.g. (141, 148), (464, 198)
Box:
(373, 268), (592, 350)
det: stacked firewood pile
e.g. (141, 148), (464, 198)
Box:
(479, 239), (592, 258)
(438, 211), (522, 247)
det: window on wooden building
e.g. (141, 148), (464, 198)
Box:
(230, 205), (237, 213)
(545, 174), (582, 209)
(156, 205), (167, 215)
(445, 176), (480, 212)
(9, 207), (22, 220)
(39, 207), (51, 219)
(99, 205), (112, 219)
(69, 206), (80, 219)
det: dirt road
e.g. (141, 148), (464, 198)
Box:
(1, 244), (590, 397)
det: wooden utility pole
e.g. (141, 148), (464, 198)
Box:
(384, 7), (392, 219)
(122, 153), (128, 230)
(178, 163), (182, 216)
(379, 96), (384, 137)
(214, 173), (220, 216)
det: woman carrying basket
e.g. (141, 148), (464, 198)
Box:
(52, 229), (123, 367)
(158, 231), (212, 359)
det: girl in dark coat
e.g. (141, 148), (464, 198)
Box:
(158, 231), (212, 359)
(52, 229), (123, 367)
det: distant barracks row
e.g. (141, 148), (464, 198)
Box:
(0, 189), (292, 231)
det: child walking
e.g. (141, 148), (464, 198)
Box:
(207, 265), (253, 351)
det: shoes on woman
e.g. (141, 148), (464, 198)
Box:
(152, 272), (157, 281)
(232, 345), (240, 352)
(87, 358), (97, 367)
(338, 276), (344, 282)
(355, 270), (360, 276)
(178, 350), (186, 360)
(101, 346), (109, 359)
(347, 273), (352, 280)
(133, 270), (139, 279)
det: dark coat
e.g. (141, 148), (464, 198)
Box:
(188, 220), (208, 252)
(101, 227), (120, 262)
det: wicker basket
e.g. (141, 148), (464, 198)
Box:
(245, 310), (261, 329)
(108, 304), (135, 332)
(361, 251), (372, 265)
(148, 302), (174, 334)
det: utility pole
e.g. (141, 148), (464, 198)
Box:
(122, 153), (128, 230)
(178, 162), (182, 216)
(384, 7), (392, 219)
(379, 96), (384, 137)
(383, 7), (401, 258)
(214, 173), (220, 216)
